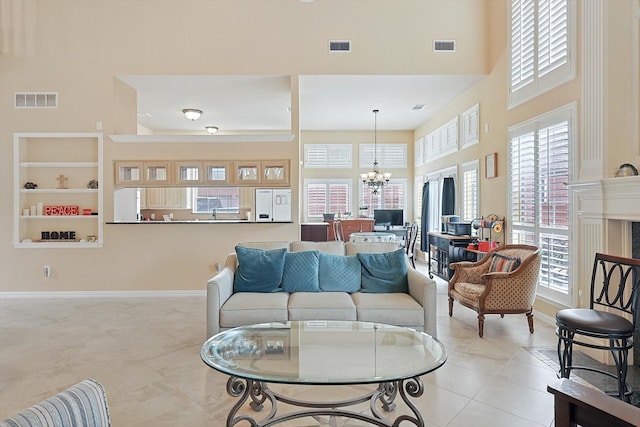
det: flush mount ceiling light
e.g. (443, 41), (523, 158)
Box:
(182, 109), (202, 121)
(205, 126), (219, 134)
(360, 109), (391, 195)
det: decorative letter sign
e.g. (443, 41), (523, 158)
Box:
(44, 205), (79, 216)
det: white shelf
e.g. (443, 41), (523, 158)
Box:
(20, 162), (99, 168)
(13, 132), (103, 248)
(20, 189), (98, 194)
(20, 215), (97, 220)
(14, 241), (103, 249)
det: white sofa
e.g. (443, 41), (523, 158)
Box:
(206, 240), (438, 338)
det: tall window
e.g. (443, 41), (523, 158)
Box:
(304, 179), (351, 221)
(509, 105), (574, 305)
(509, 0), (575, 107)
(460, 160), (479, 221)
(359, 179), (406, 219)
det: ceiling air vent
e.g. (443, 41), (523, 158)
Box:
(433, 40), (456, 52)
(329, 40), (351, 53)
(15, 92), (58, 109)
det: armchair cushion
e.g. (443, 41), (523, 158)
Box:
(358, 248), (408, 293)
(488, 253), (521, 273)
(281, 250), (320, 292)
(234, 246), (287, 292)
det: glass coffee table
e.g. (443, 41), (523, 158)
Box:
(201, 320), (446, 426)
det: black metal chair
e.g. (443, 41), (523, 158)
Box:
(555, 253), (640, 402)
(405, 221), (419, 268)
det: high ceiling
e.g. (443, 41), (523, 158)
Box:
(118, 74), (485, 133)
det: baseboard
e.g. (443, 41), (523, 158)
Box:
(0, 290), (206, 299)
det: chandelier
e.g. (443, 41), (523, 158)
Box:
(360, 109), (391, 194)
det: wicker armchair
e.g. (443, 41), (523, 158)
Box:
(448, 244), (541, 337)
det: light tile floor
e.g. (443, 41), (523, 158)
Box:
(0, 263), (560, 426)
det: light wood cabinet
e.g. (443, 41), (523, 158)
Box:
(232, 161), (261, 185)
(203, 161), (230, 185)
(115, 159), (290, 187)
(325, 219), (374, 241)
(262, 160), (290, 186)
(144, 188), (187, 209)
(174, 161), (202, 185)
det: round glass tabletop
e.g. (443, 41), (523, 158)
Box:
(201, 321), (446, 385)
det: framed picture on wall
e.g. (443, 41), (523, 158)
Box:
(485, 153), (497, 179)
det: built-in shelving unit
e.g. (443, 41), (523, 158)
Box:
(13, 132), (103, 248)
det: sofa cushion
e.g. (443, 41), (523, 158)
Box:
(234, 246), (287, 292)
(281, 250), (320, 292)
(220, 292), (290, 328)
(357, 248), (408, 293)
(351, 292), (424, 327)
(291, 241), (345, 255)
(318, 253), (361, 292)
(288, 292), (357, 321)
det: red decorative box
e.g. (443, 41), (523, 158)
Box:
(478, 241), (498, 252)
(44, 205), (79, 216)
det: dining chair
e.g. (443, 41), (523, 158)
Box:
(333, 220), (344, 241)
(405, 221), (419, 268)
(555, 253), (640, 402)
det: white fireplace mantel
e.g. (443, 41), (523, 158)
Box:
(567, 176), (640, 221)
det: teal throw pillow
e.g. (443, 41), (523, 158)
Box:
(357, 249), (408, 293)
(318, 253), (361, 293)
(281, 251), (320, 292)
(234, 246), (287, 292)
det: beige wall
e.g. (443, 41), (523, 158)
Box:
(0, 0), (637, 298)
(0, 0), (488, 293)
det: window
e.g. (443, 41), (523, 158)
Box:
(509, 104), (574, 305)
(460, 160), (479, 221)
(192, 187), (240, 214)
(424, 117), (459, 161)
(461, 104), (480, 149)
(414, 137), (424, 166)
(304, 144), (352, 168)
(359, 144), (407, 168)
(304, 179), (351, 221)
(359, 179), (406, 218)
(509, 0), (575, 107)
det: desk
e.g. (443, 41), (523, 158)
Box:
(349, 232), (396, 243)
(201, 321), (446, 427)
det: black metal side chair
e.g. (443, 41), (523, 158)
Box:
(555, 253), (640, 402)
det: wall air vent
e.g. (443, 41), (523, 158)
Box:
(329, 40), (351, 52)
(433, 40), (456, 52)
(15, 92), (58, 109)
(411, 104), (427, 111)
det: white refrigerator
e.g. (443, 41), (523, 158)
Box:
(255, 189), (292, 222)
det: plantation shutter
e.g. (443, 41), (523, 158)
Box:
(304, 144), (352, 168)
(328, 182), (349, 215)
(461, 164), (479, 221)
(359, 144), (407, 168)
(510, 130), (536, 232)
(306, 183), (327, 217)
(511, 0), (535, 91)
(538, 0), (568, 77)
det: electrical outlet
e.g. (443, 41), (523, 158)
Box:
(44, 265), (51, 278)
(215, 262), (221, 272)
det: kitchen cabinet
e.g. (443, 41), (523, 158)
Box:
(144, 188), (188, 209)
(325, 219), (374, 241)
(174, 161), (202, 185)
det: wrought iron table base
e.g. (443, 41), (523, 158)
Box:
(224, 375), (425, 427)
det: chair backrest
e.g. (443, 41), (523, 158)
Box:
(406, 221), (419, 256)
(589, 253), (640, 316)
(333, 220), (344, 241)
(0, 379), (110, 427)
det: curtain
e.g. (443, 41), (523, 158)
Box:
(442, 177), (455, 216)
(420, 182), (430, 252)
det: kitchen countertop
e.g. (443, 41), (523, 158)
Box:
(107, 220), (293, 224)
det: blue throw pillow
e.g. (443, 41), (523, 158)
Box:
(281, 251), (320, 292)
(234, 246), (287, 292)
(357, 249), (408, 293)
(318, 253), (361, 293)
